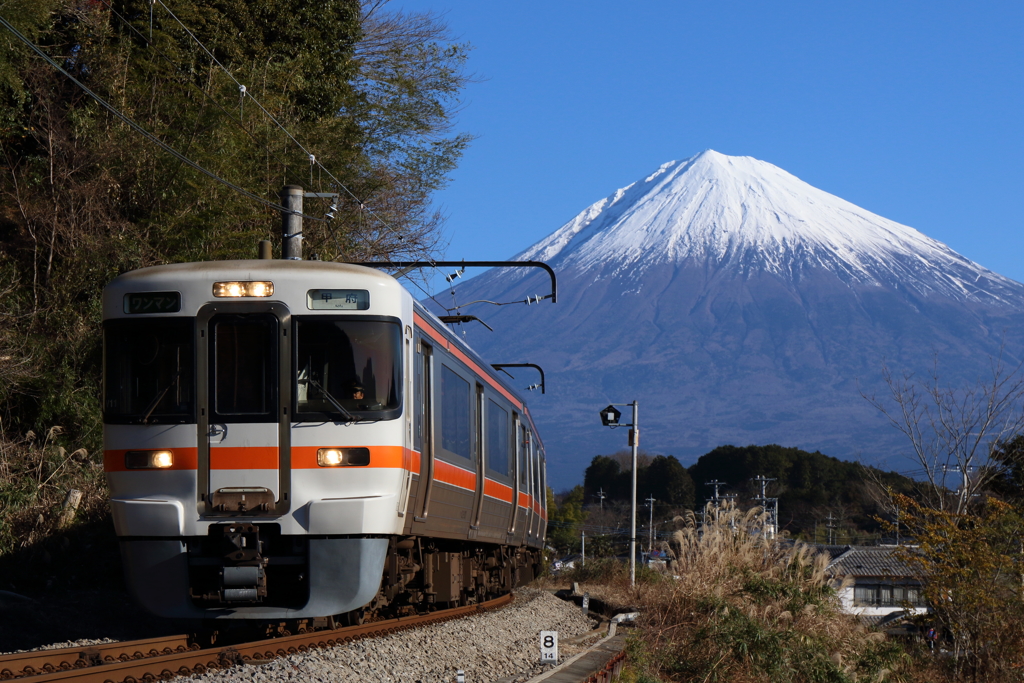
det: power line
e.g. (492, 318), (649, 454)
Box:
(0, 13), (327, 223)
(152, 0), (425, 258)
(5, 5), (453, 310)
(146, 1), (491, 316)
(96, 0), (295, 175)
(7, 5), (502, 318)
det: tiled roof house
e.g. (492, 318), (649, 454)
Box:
(824, 545), (930, 624)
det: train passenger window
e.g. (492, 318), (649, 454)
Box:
(103, 318), (194, 424)
(212, 314), (277, 420)
(440, 364), (471, 460)
(486, 399), (509, 477)
(294, 318), (402, 421)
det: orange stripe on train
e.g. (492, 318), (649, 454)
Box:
(433, 459), (476, 491)
(414, 312), (523, 408)
(484, 478), (514, 503)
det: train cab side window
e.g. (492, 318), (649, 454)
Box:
(440, 364), (471, 460)
(103, 318), (195, 424)
(486, 399), (509, 477)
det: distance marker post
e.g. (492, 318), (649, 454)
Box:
(540, 631), (558, 663)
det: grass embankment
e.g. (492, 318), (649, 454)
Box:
(0, 428), (184, 650)
(0, 427), (107, 560)
(557, 508), (925, 683)
(0, 425), (121, 599)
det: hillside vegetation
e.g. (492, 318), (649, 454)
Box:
(556, 444), (917, 555)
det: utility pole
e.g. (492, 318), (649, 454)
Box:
(629, 401), (638, 587)
(705, 480), (724, 523)
(752, 475), (777, 538)
(596, 488), (606, 512)
(646, 495), (656, 556)
(722, 494), (738, 530)
(598, 401), (639, 588)
(826, 512), (837, 545)
(581, 529), (585, 568)
(280, 185), (303, 260)
(894, 501), (900, 547)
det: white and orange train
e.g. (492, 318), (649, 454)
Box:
(102, 260), (547, 624)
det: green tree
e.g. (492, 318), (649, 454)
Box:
(547, 486), (585, 555)
(584, 455), (625, 502)
(640, 455), (695, 509)
(688, 444), (914, 539)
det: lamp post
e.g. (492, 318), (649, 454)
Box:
(599, 401), (639, 588)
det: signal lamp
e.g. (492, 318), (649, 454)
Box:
(125, 450), (174, 469)
(213, 281), (274, 298)
(599, 405), (622, 426)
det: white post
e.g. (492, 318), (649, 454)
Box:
(629, 401), (638, 588)
(647, 495), (655, 556)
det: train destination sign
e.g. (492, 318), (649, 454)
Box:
(123, 291), (181, 314)
(307, 289), (370, 310)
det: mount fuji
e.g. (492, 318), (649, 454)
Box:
(435, 151), (1024, 487)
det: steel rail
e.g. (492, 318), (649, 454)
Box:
(0, 635), (193, 679)
(7, 594), (512, 683)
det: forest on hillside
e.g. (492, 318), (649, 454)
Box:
(546, 444), (927, 556)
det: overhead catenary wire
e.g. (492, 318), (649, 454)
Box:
(95, 0), (298, 182)
(0, 13), (328, 223)
(152, 0), (422, 256)
(148, 0), (497, 316)
(7, 4), (507, 318)
(7, 2), (450, 310)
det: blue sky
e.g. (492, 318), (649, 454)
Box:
(389, 1), (1024, 296)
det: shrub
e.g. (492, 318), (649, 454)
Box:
(629, 505), (910, 682)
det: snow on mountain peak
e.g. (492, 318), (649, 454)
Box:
(512, 151), (1020, 305)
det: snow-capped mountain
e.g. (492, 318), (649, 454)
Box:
(436, 151), (1024, 487)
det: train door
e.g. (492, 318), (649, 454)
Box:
(471, 383), (485, 531)
(196, 303), (291, 516)
(531, 443), (543, 539)
(523, 425), (534, 541)
(507, 412), (520, 537)
(413, 340), (434, 521)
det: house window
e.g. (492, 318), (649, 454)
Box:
(853, 583), (926, 607)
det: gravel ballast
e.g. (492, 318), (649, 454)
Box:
(182, 589), (599, 683)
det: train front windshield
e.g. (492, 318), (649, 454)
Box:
(103, 316), (402, 424)
(103, 319), (195, 424)
(295, 318), (402, 421)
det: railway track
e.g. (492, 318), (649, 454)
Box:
(0, 594), (512, 683)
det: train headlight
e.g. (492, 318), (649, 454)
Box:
(125, 450), (174, 469)
(317, 447), (370, 467)
(213, 281), (275, 298)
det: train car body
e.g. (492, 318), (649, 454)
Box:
(102, 260), (547, 621)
